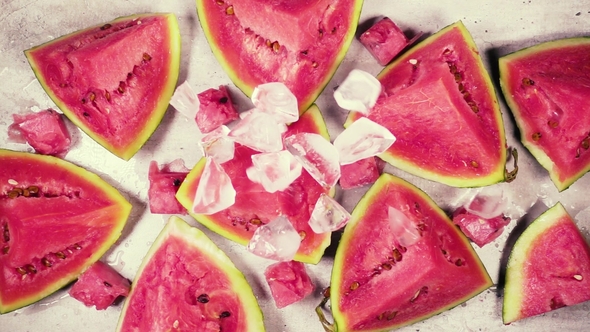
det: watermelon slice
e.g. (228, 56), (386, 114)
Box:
(499, 37), (590, 191)
(196, 0), (363, 113)
(346, 21), (510, 187)
(0, 149), (131, 313)
(116, 216), (264, 331)
(325, 173), (492, 331)
(176, 105), (332, 264)
(8, 109), (72, 157)
(69, 260), (131, 310)
(24, 13), (181, 160)
(503, 202), (590, 324)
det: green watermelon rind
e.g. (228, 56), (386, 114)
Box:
(0, 149), (132, 313)
(116, 216), (265, 331)
(176, 105), (332, 264)
(330, 173), (492, 331)
(196, 0), (364, 114)
(346, 21), (507, 188)
(24, 13), (181, 161)
(498, 37), (590, 192)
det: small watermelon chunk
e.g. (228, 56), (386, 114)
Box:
(360, 17), (419, 66)
(503, 202), (590, 324)
(264, 261), (315, 309)
(8, 109), (71, 157)
(148, 159), (189, 215)
(452, 207), (511, 247)
(339, 157), (384, 190)
(116, 216), (265, 331)
(69, 261), (130, 310)
(196, 85), (239, 133)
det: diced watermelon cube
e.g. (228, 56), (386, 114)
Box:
(339, 157), (384, 190)
(148, 159), (189, 215)
(69, 261), (131, 310)
(360, 17), (418, 66)
(195, 85), (239, 133)
(452, 207), (511, 247)
(8, 109), (71, 156)
(264, 261), (315, 309)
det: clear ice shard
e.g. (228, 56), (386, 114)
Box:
(192, 157), (236, 215)
(333, 117), (396, 165)
(247, 215), (301, 261)
(169, 81), (200, 120)
(246, 150), (302, 193)
(284, 132), (340, 188)
(199, 125), (235, 164)
(333, 69), (382, 114)
(308, 194), (351, 233)
(251, 82), (299, 123)
(388, 206), (421, 247)
(463, 185), (509, 219)
(228, 111), (284, 153)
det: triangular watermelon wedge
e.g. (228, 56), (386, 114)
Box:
(24, 13), (181, 160)
(327, 173), (492, 331)
(346, 21), (509, 187)
(0, 149), (131, 313)
(196, 0), (363, 113)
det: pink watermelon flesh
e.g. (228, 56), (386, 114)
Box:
(198, 0), (361, 113)
(148, 159), (189, 215)
(499, 38), (590, 190)
(25, 14), (179, 160)
(196, 85), (239, 133)
(8, 109), (71, 157)
(333, 174), (492, 331)
(69, 260), (130, 310)
(264, 260), (315, 309)
(339, 156), (384, 190)
(452, 207), (511, 247)
(360, 17), (419, 66)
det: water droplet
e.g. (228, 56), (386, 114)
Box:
(106, 250), (125, 269)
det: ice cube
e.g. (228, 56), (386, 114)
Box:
(463, 185), (509, 219)
(228, 111), (285, 153)
(388, 206), (421, 247)
(251, 82), (299, 123)
(308, 194), (351, 233)
(199, 125), (235, 164)
(284, 132), (340, 188)
(333, 117), (396, 165)
(246, 150), (302, 193)
(333, 69), (382, 114)
(192, 157), (236, 215)
(170, 81), (200, 120)
(247, 215), (301, 261)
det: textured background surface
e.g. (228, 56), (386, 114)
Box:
(1, 0), (590, 331)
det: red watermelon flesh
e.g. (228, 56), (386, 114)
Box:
(197, 0), (363, 113)
(339, 156), (384, 190)
(330, 174), (492, 331)
(265, 260), (315, 309)
(117, 216), (264, 331)
(148, 159), (189, 215)
(0, 149), (131, 313)
(452, 207), (511, 248)
(24, 13), (180, 160)
(195, 85), (239, 133)
(498, 38), (590, 191)
(360, 17), (419, 66)
(69, 260), (130, 310)
(9, 109), (71, 157)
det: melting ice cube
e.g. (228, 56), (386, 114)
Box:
(284, 133), (340, 188)
(333, 69), (382, 114)
(247, 215), (301, 261)
(192, 157), (236, 215)
(170, 81), (200, 120)
(199, 125), (235, 164)
(251, 82), (299, 123)
(333, 117), (396, 165)
(463, 185), (509, 219)
(228, 111), (285, 153)
(308, 194), (351, 233)
(246, 150), (302, 193)
(388, 206), (421, 247)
